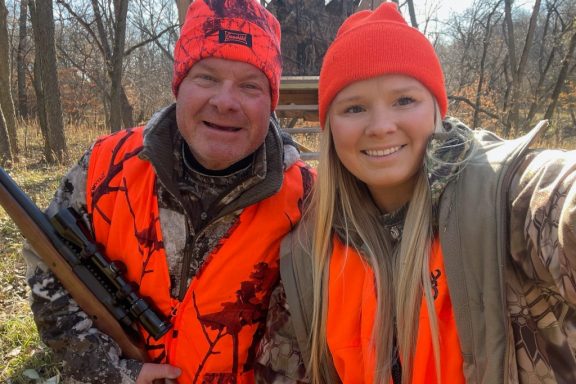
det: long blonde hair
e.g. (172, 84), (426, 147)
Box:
(306, 104), (445, 384)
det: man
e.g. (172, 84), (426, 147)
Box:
(23, 0), (313, 382)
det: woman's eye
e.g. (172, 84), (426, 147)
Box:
(345, 105), (364, 114)
(396, 96), (415, 106)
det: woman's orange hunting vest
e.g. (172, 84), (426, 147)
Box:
(86, 127), (309, 383)
(326, 237), (465, 384)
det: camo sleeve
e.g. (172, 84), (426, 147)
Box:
(22, 148), (142, 383)
(254, 280), (309, 383)
(510, 148), (576, 305)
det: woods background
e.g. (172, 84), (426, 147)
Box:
(0, 0), (575, 167)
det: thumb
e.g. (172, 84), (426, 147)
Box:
(162, 364), (182, 379)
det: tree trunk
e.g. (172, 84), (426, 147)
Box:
(0, 108), (13, 167)
(109, 0), (129, 132)
(89, 0), (132, 132)
(406, 0), (418, 29)
(121, 86), (135, 128)
(269, 0), (356, 76)
(503, 0), (541, 135)
(503, 0), (518, 135)
(357, 0), (385, 11)
(29, 0), (67, 163)
(31, 51), (51, 158)
(0, 0), (19, 157)
(544, 29), (576, 122)
(515, 0), (541, 132)
(473, 1), (501, 129)
(176, 0), (192, 27)
(17, 0), (29, 120)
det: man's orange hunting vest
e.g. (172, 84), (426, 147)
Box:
(86, 127), (309, 383)
(326, 237), (466, 384)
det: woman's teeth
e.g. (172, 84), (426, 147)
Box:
(364, 146), (402, 157)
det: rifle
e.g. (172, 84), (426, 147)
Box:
(0, 166), (172, 361)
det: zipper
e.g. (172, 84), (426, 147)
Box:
(177, 211), (231, 301)
(178, 217), (193, 302)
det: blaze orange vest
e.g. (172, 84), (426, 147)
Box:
(326, 237), (465, 384)
(86, 127), (309, 383)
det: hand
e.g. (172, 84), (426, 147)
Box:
(136, 363), (181, 384)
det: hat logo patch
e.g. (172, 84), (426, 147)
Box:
(219, 29), (252, 47)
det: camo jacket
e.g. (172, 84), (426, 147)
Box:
(23, 104), (303, 384)
(255, 118), (576, 383)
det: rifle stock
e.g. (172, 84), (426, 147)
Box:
(0, 167), (171, 361)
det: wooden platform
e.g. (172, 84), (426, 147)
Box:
(277, 76), (319, 122)
(277, 76), (320, 160)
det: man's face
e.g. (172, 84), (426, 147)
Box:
(176, 57), (271, 170)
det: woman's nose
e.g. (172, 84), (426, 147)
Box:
(365, 108), (397, 136)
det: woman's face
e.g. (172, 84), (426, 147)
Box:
(328, 74), (436, 212)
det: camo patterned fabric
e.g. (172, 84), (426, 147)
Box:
(255, 118), (576, 383)
(23, 104), (302, 383)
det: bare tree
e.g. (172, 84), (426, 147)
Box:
(0, 0), (18, 157)
(503, 0), (541, 134)
(544, 28), (576, 122)
(439, 0), (575, 135)
(109, 0), (129, 132)
(16, 0), (29, 119)
(0, 107), (12, 166)
(473, 1), (503, 128)
(29, 0), (67, 163)
(405, 0), (418, 28)
(357, 0), (385, 11)
(56, 0), (178, 131)
(176, 0), (192, 27)
(269, 0), (357, 75)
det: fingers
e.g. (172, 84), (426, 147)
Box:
(136, 363), (182, 384)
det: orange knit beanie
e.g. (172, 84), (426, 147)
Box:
(172, 0), (282, 111)
(318, 2), (447, 128)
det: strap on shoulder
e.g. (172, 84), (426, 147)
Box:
(280, 231), (341, 383)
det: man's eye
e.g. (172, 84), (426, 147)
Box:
(197, 74), (216, 82)
(345, 105), (364, 113)
(241, 83), (261, 91)
(397, 97), (415, 106)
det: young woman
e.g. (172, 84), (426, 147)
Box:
(255, 2), (576, 384)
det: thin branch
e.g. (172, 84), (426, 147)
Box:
(124, 24), (177, 57)
(448, 95), (503, 122)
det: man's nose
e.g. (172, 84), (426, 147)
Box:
(208, 83), (240, 112)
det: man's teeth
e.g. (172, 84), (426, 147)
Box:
(365, 146), (402, 157)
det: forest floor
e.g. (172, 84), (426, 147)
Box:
(0, 118), (574, 383)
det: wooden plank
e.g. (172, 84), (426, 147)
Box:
(276, 110), (319, 120)
(282, 127), (321, 134)
(276, 104), (318, 111)
(280, 76), (319, 90)
(301, 152), (319, 161)
(278, 76), (319, 111)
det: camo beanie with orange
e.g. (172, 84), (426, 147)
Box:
(318, 2), (447, 128)
(172, 0), (282, 111)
